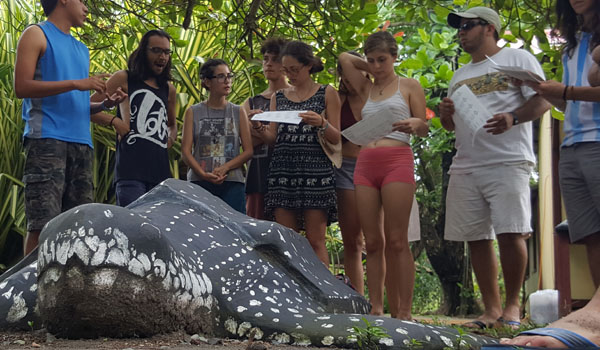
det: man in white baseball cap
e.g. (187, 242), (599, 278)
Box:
(439, 6), (551, 330)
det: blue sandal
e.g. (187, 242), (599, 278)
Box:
(481, 327), (599, 349)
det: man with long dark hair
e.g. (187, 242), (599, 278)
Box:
(14, 0), (125, 255)
(91, 30), (177, 206)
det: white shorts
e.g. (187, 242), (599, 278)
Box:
(444, 163), (532, 241)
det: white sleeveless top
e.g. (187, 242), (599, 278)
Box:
(361, 78), (411, 144)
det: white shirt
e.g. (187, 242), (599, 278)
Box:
(447, 47), (545, 174)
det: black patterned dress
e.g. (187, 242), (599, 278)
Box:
(265, 85), (337, 227)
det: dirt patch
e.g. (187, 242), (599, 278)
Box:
(0, 330), (337, 350)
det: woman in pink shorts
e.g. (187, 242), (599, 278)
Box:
(338, 31), (428, 319)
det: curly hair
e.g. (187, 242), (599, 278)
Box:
(127, 30), (173, 87)
(280, 41), (324, 74)
(556, 0), (600, 58)
(260, 37), (289, 57)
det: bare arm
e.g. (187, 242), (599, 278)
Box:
(393, 79), (429, 137)
(438, 97), (456, 131)
(484, 94), (551, 134)
(338, 52), (372, 99)
(14, 25), (108, 98)
(242, 98), (268, 147)
(90, 70), (130, 137)
(322, 85), (341, 144)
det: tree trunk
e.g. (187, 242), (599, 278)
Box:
(420, 149), (481, 316)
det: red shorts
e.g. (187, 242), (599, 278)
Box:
(353, 146), (414, 189)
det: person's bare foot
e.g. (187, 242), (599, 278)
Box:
(501, 306), (600, 347)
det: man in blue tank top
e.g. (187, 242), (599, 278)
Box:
(90, 30), (177, 207)
(14, 0), (124, 255)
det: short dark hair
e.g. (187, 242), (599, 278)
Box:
(199, 58), (229, 90)
(280, 41), (324, 74)
(364, 31), (398, 56)
(260, 37), (289, 57)
(41, 0), (58, 16)
(127, 30), (173, 88)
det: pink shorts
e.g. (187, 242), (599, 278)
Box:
(353, 147), (415, 189)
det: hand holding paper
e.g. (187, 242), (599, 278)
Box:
(450, 85), (492, 137)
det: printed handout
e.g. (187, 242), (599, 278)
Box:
(251, 111), (306, 124)
(492, 65), (544, 83)
(451, 84), (492, 137)
(342, 108), (400, 145)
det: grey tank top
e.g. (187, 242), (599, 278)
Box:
(187, 101), (244, 183)
(361, 78), (411, 144)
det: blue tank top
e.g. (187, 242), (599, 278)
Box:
(22, 21), (92, 147)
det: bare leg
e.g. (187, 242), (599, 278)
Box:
(582, 232), (600, 288)
(337, 188), (365, 295)
(274, 208), (299, 233)
(381, 182), (415, 320)
(304, 209), (330, 266)
(497, 232), (528, 326)
(355, 184), (385, 315)
(24, 230), (40, 256)
(467, 239), (502, 326)
(502, 287), (600, 347)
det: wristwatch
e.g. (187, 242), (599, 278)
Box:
(510, 112), (519, 125)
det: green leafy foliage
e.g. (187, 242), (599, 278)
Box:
(349, 317), (391, 350)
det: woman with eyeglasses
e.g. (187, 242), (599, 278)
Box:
(182, 59), (253, 213)
(90, 29), (177, 207)
(338, 31), (428, 319)
(259, 41), (341, 266)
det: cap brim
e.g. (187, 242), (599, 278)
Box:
(447, 12), (480, 28)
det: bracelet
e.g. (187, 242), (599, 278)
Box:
(320, 115), (325, 127)
(568, 85), (575, 100)
(109, 116), (117, 127)
(562, 85), (569, 101)
(321, 120), (329, 131)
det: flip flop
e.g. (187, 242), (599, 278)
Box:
(497, 316), (521, 329)
(463, 320), (493, 329)
(480, 327), (599, 349)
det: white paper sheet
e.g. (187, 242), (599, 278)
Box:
(251, 111), (306, 124)
(341, 108), (399, 145)
(492, 65), (544, 83)
(451, 84), (491, 137)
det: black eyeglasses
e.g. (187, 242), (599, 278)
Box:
(209, 73), (236, 82)
(148, 47), (172, 56)
(458, 20), (489, 32)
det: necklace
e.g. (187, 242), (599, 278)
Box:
(294, 83), (315, 101)
(375, 76), (398, 95)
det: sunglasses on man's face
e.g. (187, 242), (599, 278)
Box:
(458, 20), (489, 32)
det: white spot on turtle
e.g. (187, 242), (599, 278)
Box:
(380, 338), (394, 346)
(249, 300), (262, 306)
(321, 336), (334, 346)
(254, 312), (263, 317)
(321, 324), (334, 328)
(440, 336), (453, 347)
(395, 328), (408, 335)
